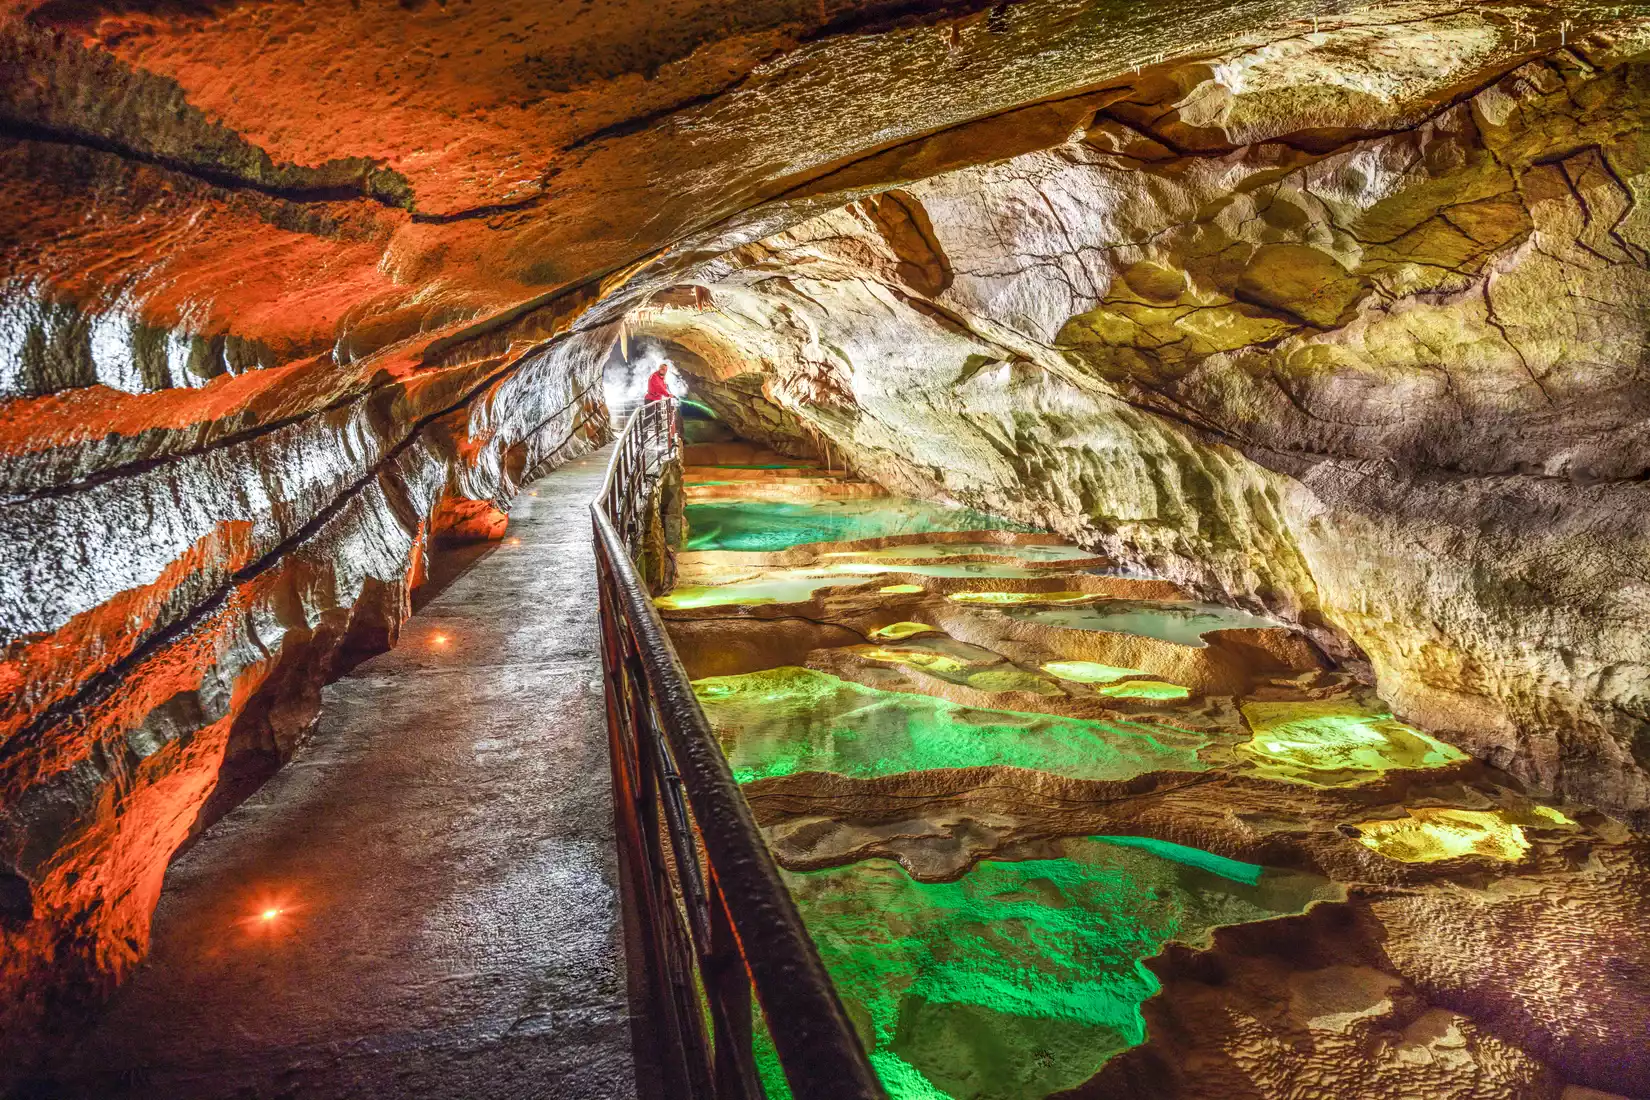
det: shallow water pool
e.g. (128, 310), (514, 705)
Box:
(694, 666), (1207, 783)
(1005, 599), (1278, 647)
(684, 499), (1032, 552)
(757, 837), (1339, 1098)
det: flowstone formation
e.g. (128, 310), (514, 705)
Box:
(658, 450), (1649, 1099)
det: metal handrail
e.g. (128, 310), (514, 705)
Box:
(591, 398), (884, 1100)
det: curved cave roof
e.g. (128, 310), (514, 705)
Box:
(0, 0), (1613, 379)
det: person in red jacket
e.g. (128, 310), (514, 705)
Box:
(644, 361), (672, 402)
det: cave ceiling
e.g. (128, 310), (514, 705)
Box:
(0, 0), (1621, 394)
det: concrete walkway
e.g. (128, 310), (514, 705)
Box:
(49, 448), (636, 1099)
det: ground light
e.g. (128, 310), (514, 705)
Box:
(238, 894), (298, 934)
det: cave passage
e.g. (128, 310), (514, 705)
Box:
(4, 2), (1650, 1097)
(31, 451), (636, 1099)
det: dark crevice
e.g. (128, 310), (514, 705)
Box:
(0, 118), (415, 211)
(409, 192), (547, 224)
(800, 0), (1024, 42)
(561, 52), (786, 153)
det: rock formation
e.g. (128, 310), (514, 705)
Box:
(1, 0), (1645, 1090)
(657, 450), (1649, 1097)
(628, 16), (1650, 830)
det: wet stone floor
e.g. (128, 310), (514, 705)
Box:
(660, 442), (1650, 1100)
(39, 449), (637, 1100)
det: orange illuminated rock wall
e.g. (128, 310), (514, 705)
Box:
(0, 321), (609, 1063)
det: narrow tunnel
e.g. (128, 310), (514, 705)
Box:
(1, 2), (1648, 1098)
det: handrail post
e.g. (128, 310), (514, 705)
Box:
(708, 872), (761, 1097)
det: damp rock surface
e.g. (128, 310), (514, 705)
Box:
(637, 15), (1650, 826)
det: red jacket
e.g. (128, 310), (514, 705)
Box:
(644, 368), (671, 402)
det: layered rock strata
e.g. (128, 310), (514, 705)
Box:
(0, 325), (609, 1066)
(631, 20), (1650, 825)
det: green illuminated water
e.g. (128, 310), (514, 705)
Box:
(1238, 698), (1468, 785)
(1097, 680), (1191, 700)
(1041, 660), (1145, 683)
(820, 542), (1097, 564)
(851, 639), (1065, 696)
(949, 590), (1092, 605)
(665, 464), (1439, 1096)
(655, 574), (864, 609)
(684, 499), (1031, 552)
(688, 462), (813, 471)
(756, 837), (1338, 1099)
(1005, 600), (1278, 647)
(693, 667), (1207, 783)
(657, 559), (1096, 609)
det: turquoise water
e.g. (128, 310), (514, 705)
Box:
(1006, 600), (1278, 647)
(684, 499), (1032, 552)
(758, 838), (1337, 1099)
(1090, 835), (1264, 885)
(694, 667), (1208, 784)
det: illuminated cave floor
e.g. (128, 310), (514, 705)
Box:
(40, 449), (636, 1100)
(661, 453), (1650, 1099)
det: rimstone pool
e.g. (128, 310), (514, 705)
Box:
(654, 447), (1603, 1100)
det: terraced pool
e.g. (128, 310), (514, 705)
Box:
(695, 667), (1207, 784)
(756, 837), (1340, 1098)
(1003, 599), (1279, 646)
(684, 499), (1033, 552)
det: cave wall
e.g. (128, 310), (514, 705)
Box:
(641, 22), (1650, 826)
(0, 319), (609, 1061)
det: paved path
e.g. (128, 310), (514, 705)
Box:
(49, 448), (636, 1099)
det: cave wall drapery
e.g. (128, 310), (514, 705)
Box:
(636, 21), (1650, 828)
(0, 324), (609, 1054)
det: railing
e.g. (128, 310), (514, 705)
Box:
(591, 398), (884, 1100)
